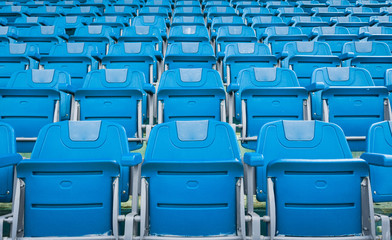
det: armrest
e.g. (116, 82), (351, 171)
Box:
(339, 52), (355, 60)
(58, 83), (77, 94)
(227, 82), (240, 92)
(154, 51), (163, 61)
(361, 152), (392, 167)
(211, 31), (217, 40)
(0, 153), (23, 168)
(121, 153), (142, 167)
(143, 83), (156, 94)
(309, 31), (319, 39)
(369, 19), (379, 26)
(358, 32), (370, 39)
(277, 51), (288, 60)
(307, 81), (325, 92)
(385, 73), (392, 92)
(217, 51), (225, 61)
(244, 152), (264, 167)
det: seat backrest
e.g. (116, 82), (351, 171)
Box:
(172, 16), (206, 27)
(104, 5), (136, 17)
(132, 16), (167, 38)
(366, 121), (392, 154)
(143, 120), (242, 236)
(311, 67), (374, 87)
(0, 122), (16, 202)
(168, 25), (209, 43)
(70, 25), (116, 55)
(63, 6), (101, 16)
(211, 16), (245, 31)
(342, 41), (392, 56)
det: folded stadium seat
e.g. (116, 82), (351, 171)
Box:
(290, 16), (331, 36)
(263, 26), (308, 55)
(326, 0), (356, 11)
(280, 41), (340, 88)
(362, 120), (392, 204)
(164, 42), (216, 70)
(168, 25), (210, 43)
(15, 26), (67, 56)
(205, 6), (237, 27)
(0, 43), (39, 87)
(113, 0), (144, 9)
(139, 7), (171, 21)
(79, 0), (108, 13)
(296, 0), (327, 13)
(203, 0), (231, 10)
(132, 16), (168, 41)
(102, 42), (162, 84)
(235, 1), (262, 15)
(52, 16), (91, 36)
(265, 1), (292, 14)
(0, 6), (30, 23)
(242, 120), (390, 239)
(380, 7), (392, 15)
(89, 16), (130, 36)
(221, 42), (278, 84)
(0, 123), (22, 203)
(345, 6), (381, 22)
(157, 68), (226, 123)
(20, 0), (48, 7)
(68, 25), (118, 56)
(251, 16), (287, 40)
(118, 26), (163, 53)
(6, 16), (49, 29)
(173, 6), (203, 17)
(40, 42), (100, 89)
(276, 7), (309, 24)
(103, 6), (137, 17)
(211, 16), (246, 33)
(311, 7), (347, 21)
(138, 120), (246, 239)
(172, 16), (206, 27)
(0, 69), (74, 152)
(28, 6), (64, 24)
(359, 0), (390, 10)
(175, 1), (201, 7)
(341, 41), (392, 86)
(145, 0), (172, 11)
(330, 16), (368, 34)
(0, 26), (17, 43)
(311, 26), (359, 55)
(0, 120), (142, 239)
(74, 69), (154, 149)
(0, 2), (14, 9)
(309, 67), (389, 151)
(51, 0), (79, 9)
(213, 25), (257, 54)
(242, 7), (273, 25)
(62, 6), (102, 17)
(359, 27), (392, 53)
(370, 16), (392, 28)
(227, 68), (309, 150)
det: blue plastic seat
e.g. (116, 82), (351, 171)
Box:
(359, 27), (392, 53)
(63, 6), (102, 17)
(213, 25), (257, 54)
(380, 7), (392, 16)
(52, 16), (91, 36)
(140, 120), (244, 237)
(341, 41), (392, 86)
(235, 1), (261, 15)
(228, 68), (309, 150)
(359, 0), (390, 10)
(345, 6), (381, 22)
(361, 120), (392, 202)
(132, 16), (168, 40)
(263, 26), (308, 55)
(281, 41), (340, 88)
(119, 26), (163, 53)
(370, 16), (392, 28)
(15, 26), (67, 55)
(7, 16), (48, 29)
(276, 7), (309, 24)
(28, 6), (64, 20)
(90, 16), (130, 36)
(113, 0), (143, 9)
(51, 0), (79, 9)
(157, 68), (226, 123)
(175, 1), (201, 7)
(290, 16), (331, 36)
(0, 26), (17, 43)
(211, 16), (246, 33)
(139, 6), (170, 20)
(164, 42), (216, 70)
(172, 16), (206, 27)
(0, 69), (74, 152)
(168, 25), (210, 43)
(145, 0), (172, 10)
(173, 6), (203, 17)
(68, 25), (117, 56)
(74, 69), (153, 150)
(311, 7), (346, 21)
(251, 16), (287, 39)
(265, 1), (292, 14)
(80, 0), (108, 12)
(0, 43), (39, 87)
(309, 67), (389, 150)
(204, 0), (230, 9)
(311, 26), (359, 55)
(206, 6), (237, 26)
(0, 6), (30, 23)
(297, 0), (327, 13)
(221, 43), (278, 84)
(0, 123), (22, 203)
(103, 6), (137, 17)
(102, 42), (162, 84)
(331, 16), (368, 34)
(20, 1), (49, 7)
(327, 0), (355, 11)
(40, 43), (100, 89)
(242, 7), (273, 25)
(0, 120), (142, 238)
